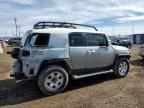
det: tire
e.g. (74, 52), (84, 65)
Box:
(38, 65), (69, 95)
(113, 58), (130, 78)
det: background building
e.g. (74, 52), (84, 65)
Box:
(132, 34), (144, 44)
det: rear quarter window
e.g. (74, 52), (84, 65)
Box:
(48, 33), (67, 48)
(29, 33), (50, 46)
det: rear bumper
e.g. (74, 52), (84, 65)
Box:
(140, 55), (144, 58)
(140, 52), (144, 57)
(12, 59), (24, 80)
(139, 48), (144, 56)
(10, 73), (25, 80)
(140, 52), (144, 56)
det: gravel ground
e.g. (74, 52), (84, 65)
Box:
(0, 45), (143, 108)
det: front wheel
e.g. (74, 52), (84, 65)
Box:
(38, 65), (69, 95)
(113, 58), (130, 78)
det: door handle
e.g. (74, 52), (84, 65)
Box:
(88, 50), (95, 53)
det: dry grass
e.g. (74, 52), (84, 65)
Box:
(0, 45), (143, 108)
(0, 47), (14, 77)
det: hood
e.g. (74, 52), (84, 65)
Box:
(112, 45), (129, 51)
(112, 45), (130, 55)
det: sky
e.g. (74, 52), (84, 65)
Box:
(0, 0), (144, 37)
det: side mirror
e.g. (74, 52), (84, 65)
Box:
(117, 40), (120, 43)
(111, 41), (118, 45)
(99, 41), (107, 47)
(11, 48), (20, 59)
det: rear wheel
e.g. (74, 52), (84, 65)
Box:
(113, 58), (130, 78)
(38, 65), (69, 95)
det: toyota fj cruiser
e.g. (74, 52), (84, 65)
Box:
(10, 22), (130, 95)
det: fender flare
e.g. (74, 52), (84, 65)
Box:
(113, 54), (131, 66)
(37, 59), (72, 76)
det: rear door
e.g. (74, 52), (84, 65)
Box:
(69, 33), (86, 70)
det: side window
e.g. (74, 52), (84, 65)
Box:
(29, 33), (50, 46)
(69, 33), (84, 47)
(86, 34), (107, 46)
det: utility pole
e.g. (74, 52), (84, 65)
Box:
(14, 16), (17, 37)
(131, 24), (134, 44)
(17, 25), (21, 37)
(132, 24), (134, 35)
(5, 31), (7, 37)
(112, 25), (115, 36)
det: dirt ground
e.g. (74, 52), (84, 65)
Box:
(0, 46), (144, 108)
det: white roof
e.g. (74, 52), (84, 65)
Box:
(32, 28), (105, 34)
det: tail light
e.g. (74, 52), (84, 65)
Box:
(140, 44), (144, 48)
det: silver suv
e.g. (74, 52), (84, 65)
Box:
(10, 22), (130, 95)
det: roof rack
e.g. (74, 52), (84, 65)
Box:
(33, 22), (98, 31)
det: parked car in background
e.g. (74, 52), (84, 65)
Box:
(0, 40), (7, 48)
(8, 38), (21, 46)
(0, 42), (3, 54)
(139, 44), (144, 59)
(108, 36), (132, 48)
(118, 39), (132, 49)
(4, 39), (8, 44)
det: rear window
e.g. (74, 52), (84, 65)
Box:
(29, 33), (50, 46)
